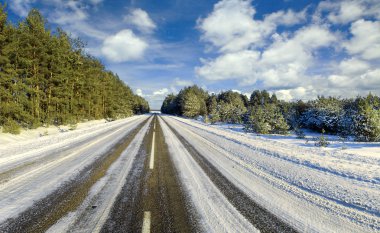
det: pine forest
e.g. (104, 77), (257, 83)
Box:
(0, 6), (149, 134)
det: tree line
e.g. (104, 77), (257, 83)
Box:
(0, 6), (149, 134)
(161, 85), (380, 142)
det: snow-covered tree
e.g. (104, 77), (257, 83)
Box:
(244, 104), (288, 134)
(354, 95), (380, 142)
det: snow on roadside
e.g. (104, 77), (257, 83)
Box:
(208, 122), (380, 158)
(0, 115), (145, 158)
(164, 116), (380, 232)
(171, 116), (380, 185)
(0, 119), (114, 145)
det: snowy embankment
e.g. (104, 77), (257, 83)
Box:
(0, 115), (149, 223)
(164, 116), (380, 232)
(212, 123), (380, 158)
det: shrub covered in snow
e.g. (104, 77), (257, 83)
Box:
(314, 129), (330, 147)
(353, 94), (380, 142)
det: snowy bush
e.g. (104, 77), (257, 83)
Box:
(354, 99), (380, 142)
(314, 129), (330, 147)
(300, 97), (343, 133)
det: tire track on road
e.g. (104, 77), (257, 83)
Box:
(161, 116), (297, 233)
(0, 117), (150, 233)
(102, 115), (198, 233)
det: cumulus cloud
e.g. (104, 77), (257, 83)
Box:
(168, 78), (194, 93)
(153, 88), (169, 96)
(197, 0), (267, 52)
(197, 0), (305, 53)
(196, 24), (336, 88)
(317, 0), (380, 24)
(124, 8), (156, 33)
(196, 50), (260, 82)
(197, 0), (380, 101)
(52, 1), (88, 25)
(264, 9), (306, 26)
(344, 19), (380, 60)
(173, 78), (193, 87)
(9, 0), (35, 17)
(339, 58), (370, 75)
(101, 29), (148, 62)
(135, 88), (143, 96)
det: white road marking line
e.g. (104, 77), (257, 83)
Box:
(154, 121), (156, 130)
(149, 129), (155, 170)
(142, 211), (151, 233)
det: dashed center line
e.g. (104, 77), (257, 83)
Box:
(149, 123), (156, 170)
(142, 211), (151, 233)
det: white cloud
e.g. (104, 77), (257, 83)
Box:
(153, 88), (169, 96)
(197, 0), (306, 53)
(231, 89), (241, 94)
(328, 69), (380, 90)
(196, 50), (260, 82)
(327, 1), (366, 24)
(339, 58), (370, 75)
(275, 87), (309, 101)
(196, 0), (339, 94)
(9, 0), (35, 17)
(264, 9), (306, 26)
(124, 8), (156, 33)
(196, 25), (336, 88)
(44, 0), (109, 40)
(195, 0), (380, 101)
(197, 0), (267, 52)
(173, 78), (193, 87)
(344, 19), (380, 60)
(169, 78), (194, 93)
(52, 1), (88, 25)
(317, 0), (380, 24)
(135, 88), (143, 96)
(101, 29), (148, 62)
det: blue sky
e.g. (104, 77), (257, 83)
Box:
(4, 0), (380, 109)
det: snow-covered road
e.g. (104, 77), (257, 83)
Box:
(162, 115), (379, 232)
(0, 115), (149, 226)
(0, 114), (378, 232)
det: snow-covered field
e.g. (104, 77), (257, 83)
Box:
(202, 121), (380, 158)
(164, 115), (379, 232)
(0, 119), (112, 145)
